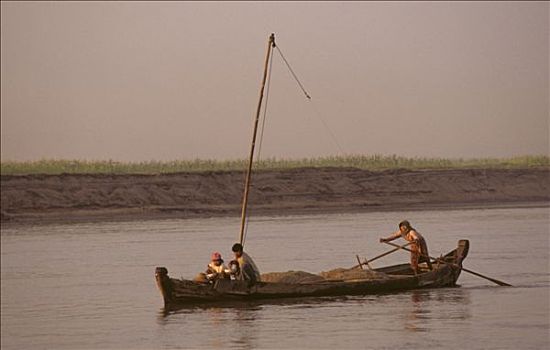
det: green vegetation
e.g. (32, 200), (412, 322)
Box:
(1, 155), (548, 175)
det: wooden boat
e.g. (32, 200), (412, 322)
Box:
(155, 239), (469, 306)
(155, 34), (501, 307)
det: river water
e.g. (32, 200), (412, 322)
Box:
(1, 206), (549, 349)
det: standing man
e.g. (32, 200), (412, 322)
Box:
(231, 243), (261, 285)
(380, 220), (433, 274)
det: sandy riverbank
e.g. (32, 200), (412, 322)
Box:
(1, 167), (548, 225)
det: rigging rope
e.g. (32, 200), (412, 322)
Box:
(257, 47), (275, 164)
(275, 46), (311, 100)
(307, 99), (346, 155)
(275, 44), (345, 155)
(243, 39), (346, 245)
(243, 44), (275, 246)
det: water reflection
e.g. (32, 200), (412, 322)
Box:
(404, 288), (472, 332)
(157, 303), (261, 350)
(405, 290), (432, 332)
(228, 307), (260, 350)
(157, 295), (346, 317)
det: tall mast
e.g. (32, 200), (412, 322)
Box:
(238, 33), (276, 246)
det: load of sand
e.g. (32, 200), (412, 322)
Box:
(260, 267), (390, 284)
(319, 267), (390, 281)
(260, 271), (325, 284)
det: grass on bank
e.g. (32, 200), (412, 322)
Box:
(1, 155), (548, 175)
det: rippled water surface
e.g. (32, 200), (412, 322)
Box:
(1, 206), (549, 349)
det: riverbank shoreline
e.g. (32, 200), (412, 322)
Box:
(1, 201), (548, 228)
(2, 167), (549, 226)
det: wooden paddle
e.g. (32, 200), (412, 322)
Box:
(382, 241), (512, 287)
(353, 242), (413, 269)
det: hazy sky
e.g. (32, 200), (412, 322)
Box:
(1, 1), (548, 161)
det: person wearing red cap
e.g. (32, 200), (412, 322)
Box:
(205, 252), (230, 282)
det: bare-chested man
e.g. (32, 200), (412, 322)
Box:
(380, 220), (433, 274)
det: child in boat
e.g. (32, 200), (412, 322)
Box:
(202, 252), (230, 282)
(379, 220), (433, 274)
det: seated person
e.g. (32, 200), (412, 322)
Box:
(194, 252), (230, 283)
(230, 243), (261, 285)
(205, 252), (230, 282)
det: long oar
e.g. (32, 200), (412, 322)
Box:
(383, 241), (512, 287)
(353, 242), (413, 269)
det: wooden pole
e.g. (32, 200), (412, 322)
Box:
(356, 255), (364, 270)
(382, 241), (512, 287)
(239, 33), (276, 246)
(352, 242), (413, 269)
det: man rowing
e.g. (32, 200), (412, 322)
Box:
(380, 220), (433, 274)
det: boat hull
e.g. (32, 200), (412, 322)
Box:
(156, 240), (469, 306)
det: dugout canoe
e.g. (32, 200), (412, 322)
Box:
(155, 239), (469, 306)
